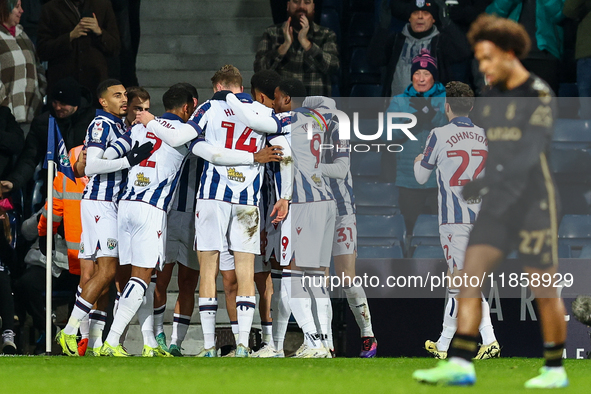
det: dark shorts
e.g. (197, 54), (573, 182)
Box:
(468, 196), (559, 269)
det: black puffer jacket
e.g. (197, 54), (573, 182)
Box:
(6, 87), (95, 192)
(0, 106), (24, 180)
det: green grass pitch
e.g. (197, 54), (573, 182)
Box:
(0, 357), (590, 393)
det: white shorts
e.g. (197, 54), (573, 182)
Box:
(194, 199), (260, 254)
(219, 243), (235, 271)
(332, 214), (357, 256)
(166, 210), (199, 271)
(439, 224), (472, 274)
(218, 239), (268, 272)
(118, 200), (167, 270)
(280, 200), (336, 268)
(79, 199), (119, 260)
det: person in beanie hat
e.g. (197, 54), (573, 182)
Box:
(52, 77), (82, 108)
(1, 76), (95, 195)
(368, 0), (453, 98)
(411, 48), (439, 83)
(408, 0), (440, 21)
(383, 48), (447, 233)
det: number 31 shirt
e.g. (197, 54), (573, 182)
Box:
(414, 117), (488, 225)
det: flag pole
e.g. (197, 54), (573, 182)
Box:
(45, 160), (54, 355)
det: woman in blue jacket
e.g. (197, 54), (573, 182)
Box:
(387, 49), (447, 233)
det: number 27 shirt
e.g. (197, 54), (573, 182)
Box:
(414, 117), (488, 225)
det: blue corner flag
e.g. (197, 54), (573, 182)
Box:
(44, 115), (76, 182)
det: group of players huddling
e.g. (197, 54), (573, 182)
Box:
(55, 65), (377, 360)
(55, 13), (568, 389)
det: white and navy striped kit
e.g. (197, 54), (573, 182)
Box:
(170, 155), (203, 213)
(83, 109), (127, 201)
(420, 117), (488, 225)
(188, 93), (280, 206)
(274, 108), (333, 204)
(322, 111), (355, 216)
(116, 113), (187, 211)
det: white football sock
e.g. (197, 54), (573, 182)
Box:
(287, 272), (321, 349)
(449, 356), (473, 368)
(261, 321), (273, 345)
(306, 270), (331, 349)
(80, 315), (90, 340)
(199, 298), (217, 349)
(437, 289), (459, 352)
(236, 296), (256, 347)
(113, 292), (121, 317)
(479, 294), (497, 345)
(106, 277), (147, 346)
(343, 285), (374, 337)
(138, 278), (158, 348)
(171, 313), (191, 347)
(64, 296), (93, 335)
(326, 297), (334, 350)
(153, 304), (166, 336)
(274, 271), (292, 351)
(76, 286), (90, 339)
(231, 320), (239, 344)
(270, 269), (281, 347)
(88, 310), (106, 349)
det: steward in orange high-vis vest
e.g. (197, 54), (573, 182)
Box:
(38, 146), (88, 275)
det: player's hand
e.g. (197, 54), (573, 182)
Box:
(136, 110), (155, 127)
(254, 145), (283, 163)
(80, 14), (102, 35)
(0, 180), (13, 195)
(414, 154), (424, 164)
(69, 21), (88, 40)
(462, 179), (488, 201)
(125, 141), (153, 167)
(278, 18), (294, 55)
(74, 149), (87, 177)
(271, 198), (289, 224)
(298, 15), (312, 50)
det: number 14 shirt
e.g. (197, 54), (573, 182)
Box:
(189, 93), (280, 206)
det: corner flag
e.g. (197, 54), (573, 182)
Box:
(44, 115), (76, 182)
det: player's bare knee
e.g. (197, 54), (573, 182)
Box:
(97, 260), (117, 281)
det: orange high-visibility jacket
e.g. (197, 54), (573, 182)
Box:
(38, 145), (88, 275)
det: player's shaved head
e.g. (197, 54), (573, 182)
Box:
(251, 70), (281, 100)
(97, 78), (124, 100)
(468, 14), (531, 59)
(273, 78), (306, 112)
(97, 79), (126, 118)
(278, 78), (306, 101)
(211, 65), (243, 90)
(279, 78), (306, 108)
(171, 82), (199, 101)
(163, 85), (193, 111)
